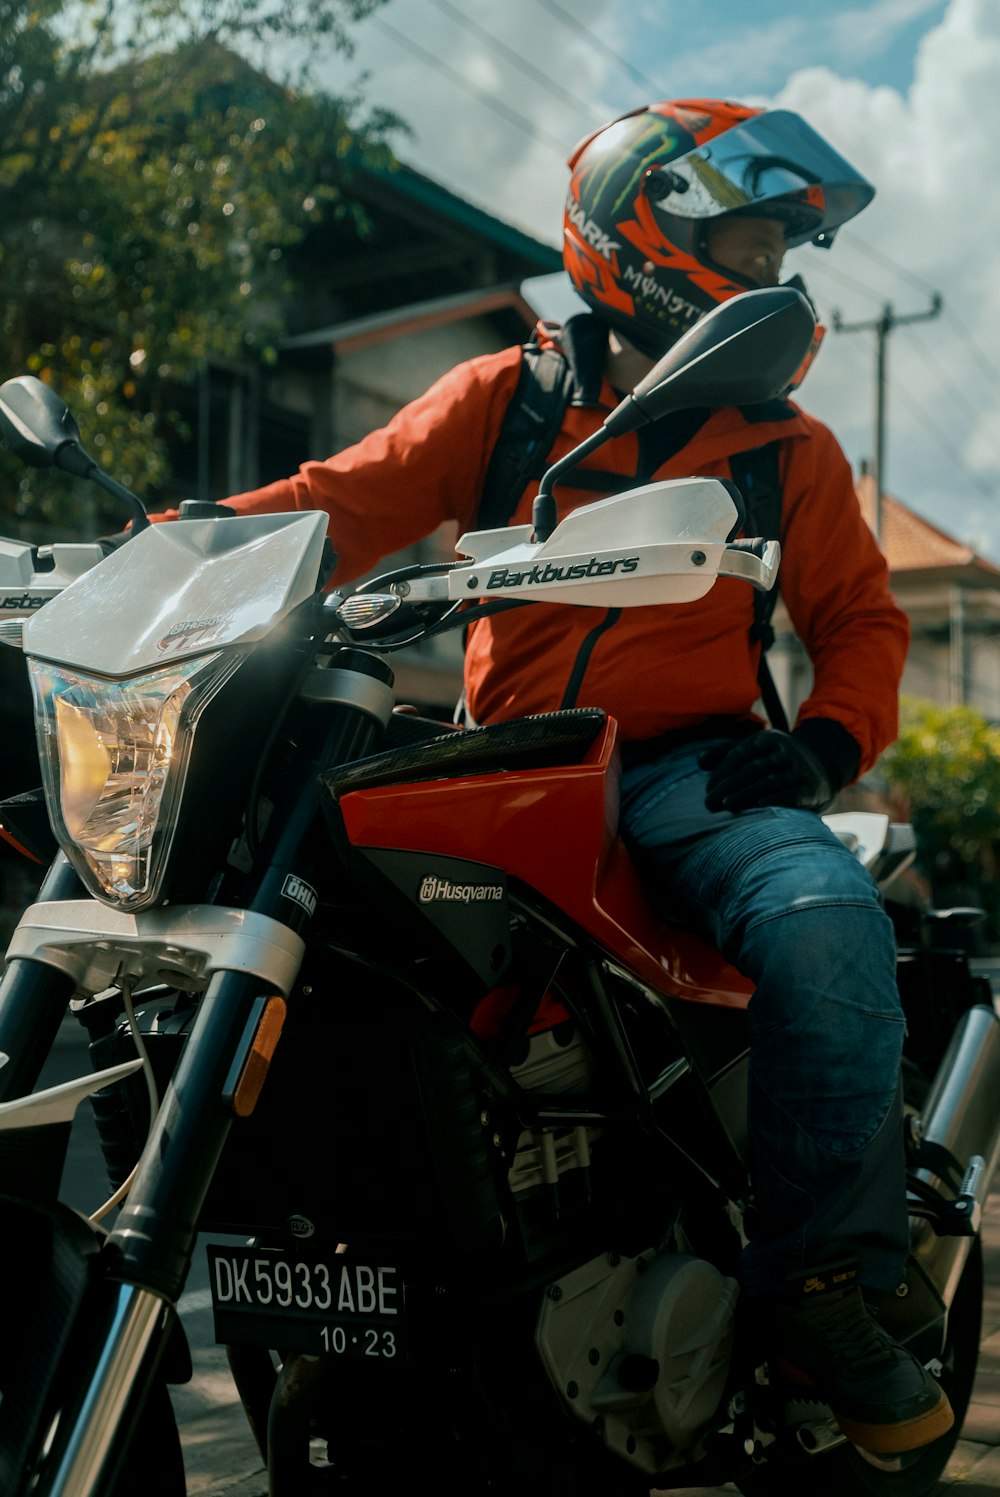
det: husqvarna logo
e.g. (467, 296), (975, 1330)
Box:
(419, 875), (503, 905)
(157, 617), (232, 652)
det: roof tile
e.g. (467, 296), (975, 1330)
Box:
(855, 474), (998, 575)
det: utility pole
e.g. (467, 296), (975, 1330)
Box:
(831, 294), (942, 546)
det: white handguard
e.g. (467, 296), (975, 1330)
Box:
(0, 538), (106, 644)
(410, 476), (780, 609)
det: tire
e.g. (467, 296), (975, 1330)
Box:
(105, 1378), (187, 1497)
(735, 1234), (983, 1497)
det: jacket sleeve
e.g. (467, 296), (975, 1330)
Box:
(776, 413), (910, 776)
(187, 346), (524, 584)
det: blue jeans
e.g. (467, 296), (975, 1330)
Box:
(619, 738), (909, 1297)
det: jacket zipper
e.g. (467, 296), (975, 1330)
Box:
(560, 608), (622, 709)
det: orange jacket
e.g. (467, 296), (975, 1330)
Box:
(219, 332), (908, 775)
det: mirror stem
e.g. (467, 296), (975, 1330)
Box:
(532, 427), (611, 541)
(54, 445), (149, 532)
(92, 470), (150, 533)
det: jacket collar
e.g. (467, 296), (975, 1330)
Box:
(542, 313), (609, 406)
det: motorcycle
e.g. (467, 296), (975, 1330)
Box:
(0, 285), (997, 1497)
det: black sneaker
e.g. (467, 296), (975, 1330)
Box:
(768, 1261), (954, 1455)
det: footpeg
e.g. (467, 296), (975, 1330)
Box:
(908, 1152), (985, 1237)
(939, 1155), (984, 1236)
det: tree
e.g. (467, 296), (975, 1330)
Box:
(881, 696), (1000, 934)
(0, 0), (402, 533)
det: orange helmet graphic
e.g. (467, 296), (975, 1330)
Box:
(563, 99), (874, 361)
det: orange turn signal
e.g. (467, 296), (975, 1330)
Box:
(228, 995), (288, 1119)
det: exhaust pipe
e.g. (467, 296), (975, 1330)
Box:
(909, 1003), (1000, 1310)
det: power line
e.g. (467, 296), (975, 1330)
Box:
(365, 7), (1000, 512)
(804, 262), (1000, 503)
(900, 321), (1000, 472)
(532, 0), (664, 99)
(941, 304), (1000, 399)
(832, 296), (944, 543)
(832, 229), (1000, 396)
(425, 0), (606, 130)
(793, 255), (892, 307)
(815, 311), (999, 515)
(808, 254), (1000, 420)
(369, 15), (573, 155)
(889, 368), (1000, 505)
(839, 227), (940, 298)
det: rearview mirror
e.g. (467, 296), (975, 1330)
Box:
(0, 375), (90, 473)
(604, 285), (818, 436)
(533, 286), (817, 539)
(0, 375), (149, 531)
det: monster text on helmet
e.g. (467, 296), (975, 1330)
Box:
(621, 264), (702, 324)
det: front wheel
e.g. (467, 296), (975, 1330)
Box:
(105, 1377), (187, 1497)
(736, 1235), (983, 1497)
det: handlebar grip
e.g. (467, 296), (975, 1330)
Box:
(717, 537), (781, 591)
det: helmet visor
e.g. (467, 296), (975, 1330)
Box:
(644, 109), (874, 248)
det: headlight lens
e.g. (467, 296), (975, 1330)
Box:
(28, 651), (243, 908)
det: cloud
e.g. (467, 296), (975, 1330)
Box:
(324, 0), (612, 242)
(771, 0), (1000, 554)
(828, 0), (950, 56)
(617, 0), (947, 97)
(316, 0), (1000, 555)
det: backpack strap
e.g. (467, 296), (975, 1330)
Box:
(729, 439), (789, 731)
(476, 312), (610, 533)
(476, 341), (576, 533)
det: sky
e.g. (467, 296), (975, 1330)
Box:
(307, 0), (1000, 563)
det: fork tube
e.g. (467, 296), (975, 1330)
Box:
(0, 855), (83, 1101)
(44, 1283), (167, 1497)
(107, 964), (276, 1295)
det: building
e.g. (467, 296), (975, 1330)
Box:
(769, 475), (1000, 728)
(176, 159), (562, 510)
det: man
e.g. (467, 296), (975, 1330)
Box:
(207, 100), (949, 1455)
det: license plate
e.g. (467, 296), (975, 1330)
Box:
(206, 1245), (405, 1360)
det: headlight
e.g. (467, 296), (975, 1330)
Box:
(28, 651), (244, 909)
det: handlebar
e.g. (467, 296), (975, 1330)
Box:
(0, 472), (781, 657)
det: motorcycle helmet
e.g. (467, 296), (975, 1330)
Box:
(563, 99), (874, 371)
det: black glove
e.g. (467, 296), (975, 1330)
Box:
(700, 720), (861, 814)
(97, 529), (132, 556)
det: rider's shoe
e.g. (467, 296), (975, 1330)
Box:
(768, 1261), (954, 1455)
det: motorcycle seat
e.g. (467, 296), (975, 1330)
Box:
(325, 707), (609, 795)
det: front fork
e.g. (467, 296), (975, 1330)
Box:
(0, 657), (394, 1496)
(36, 959), (285, 1497)
(0, 856), (83, 1101)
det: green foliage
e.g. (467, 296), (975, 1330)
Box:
(882, 696), (1000, 928)
(0, 0), (401, 535)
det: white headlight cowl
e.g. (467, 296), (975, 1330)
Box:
(28, 650), (243, 908)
